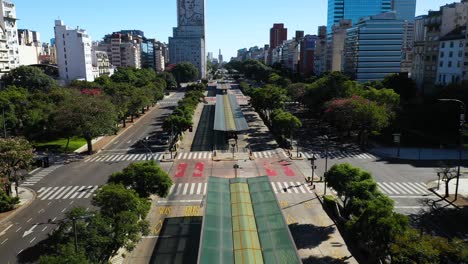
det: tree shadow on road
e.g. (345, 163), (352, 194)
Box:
(289, 223), (336, 249)
(302, 255), (354, 264)
(17, 227), (56, 263)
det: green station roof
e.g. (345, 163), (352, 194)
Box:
(198, 177), (301, 264)
(214, 94), (249, 132)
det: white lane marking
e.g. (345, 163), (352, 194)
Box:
(297, 182), (307, 193)
(26, 218), (32, 223)
(37, 187), (45, 193)
(37, 187), (53, 198)
(168, 185), (175, 196)
(69, 187), (85, 199)
(52, 217), (57, 222)
(84, 186), (99, 199)
(204, 183), (207, 194)
(49, 186), (71, 200)
(377, 183), (392, 194)
(29, 237), (36, 244)
(69, 201), (74, 205)
(394, 182), (414, 194)
(1, 238), (8, 244)
(401, 182), (422, 194)
(0, 224), (13, 236)
(62, 186), (80, 199)
(15, 227), (22, 233)
(77, 186), (93, 199)
(189, 184), (195, 195)
(409, 182), (429, 193)
(381, 182), (400, 194)
(41, 226), (48, 232)
(37, 209), (45, 214)
(196, 183), (202, 195)
(61, 208), (67, 213)
(173, 184), (181, 196)
(182, 184), (189, 195)
(17, 249), (23, 255)
(270, 182), (277, 193)
(290, 182), (299, 193)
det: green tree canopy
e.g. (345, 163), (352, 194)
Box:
(171, 62), (199, 84)
(108, 161), (173, 198)
(0, 137), (33, 197)
(1, 66), (57, 92)
(53, 93), (117, 154)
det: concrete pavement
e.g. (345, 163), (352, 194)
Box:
(370, 146), (468, 160)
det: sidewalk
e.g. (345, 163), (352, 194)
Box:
(0, 186), (35, 225)
(428, 177), (468, 207)
(370, 147), (468, 160)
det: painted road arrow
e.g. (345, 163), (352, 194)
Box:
(0, 224), (13, 237)
(22, 224), (37, 238)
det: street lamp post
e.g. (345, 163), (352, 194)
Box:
(233, 164), (239, 178)
(323, 135), (329, 181)
(438, 99), (465, 201)
(307, 155), (317, 186)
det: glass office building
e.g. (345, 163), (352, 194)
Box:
(391, 0), (416, 21)
(327, 0), (392, 32)
(344, 12), (404, 82)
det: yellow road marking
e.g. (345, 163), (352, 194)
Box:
(304, 201), (313, 209)
(279, 201), (288, 208)
(153, 219), (163, 235)
(158, 207), (172, 215)
(184, 206), (201, 217)
(286, 214), (297, 225)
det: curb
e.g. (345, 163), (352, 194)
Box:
(0, 187), (37, 225)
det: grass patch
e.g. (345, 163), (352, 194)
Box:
(34, 137), (87, 153)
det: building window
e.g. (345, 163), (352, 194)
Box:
(450, 41), (454, 48)
(440, 61), (443, 67)
(448, 61), (452, 67)
(440, 52), (444, 58)
(458, 61), (461, 67)
(449, 51), (453, 57)
(441, 42), (445, 48)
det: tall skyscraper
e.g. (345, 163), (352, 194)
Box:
(270, 24), (288, 49)
(327, 0), (392, 31)
(218, 49), (223, 64)
(169, 0), (206, 78)
(391, 0), (416, 21)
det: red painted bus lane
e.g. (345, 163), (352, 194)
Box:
(175, 163), (188, 178)
(282, 164), (295, 177)
(263, 162), (277, 177)
(193, 162), (204, 177)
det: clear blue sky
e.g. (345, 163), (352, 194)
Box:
(13, 0), (453, 60)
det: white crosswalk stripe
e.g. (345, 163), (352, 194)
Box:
(85, 153), (167, 163)
(37, 185), (100, 200)
(253, 150), (288, 159)
(377, 182), (430, 196)
(300, 151), (377, 160)
(21, 165), (62, 187)
(164, 181), (314, 197)
(176, 152), (212, 160)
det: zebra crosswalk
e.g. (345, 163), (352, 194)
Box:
(377, 182), (430, 196)
(253, 150), (288, 159)
(37, 185), (99, 200)
(301, 151), (377, 160)
(164, 181), (314, 197)
(85, 152), (214, 163)
(176, 152), (212, 160)
(85, 153), (165, 163)
(22, 165), (62, 186)
(158, 99), (180, 105)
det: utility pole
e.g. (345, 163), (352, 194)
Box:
(307, 155), (317, 186)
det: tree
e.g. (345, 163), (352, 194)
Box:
(171, 62), (199, 84)
(303, 72), (350, 111)
(53, 93), (117, 154)
(38, 243), (89, 264)
(108, 161), (173, 198)
(382, 73), (417, 103)
(271, 109), (302, 144)
(435, 162), (458, 198)
(1, 66), (57, 92)
(158, 72), (177, 89)
(287, 83), (308, 104)
(0, 137), (34, 198)
(347, 195), (408, 262)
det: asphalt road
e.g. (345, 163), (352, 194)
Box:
(0, 92), (184, 263)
